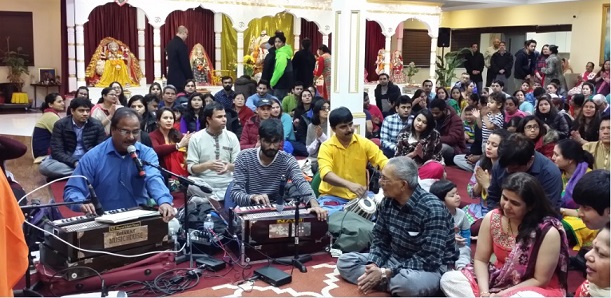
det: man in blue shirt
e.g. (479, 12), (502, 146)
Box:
(487, 133), (562, 210)
(64, 108), (175, 222)
(245, 80), (277, 112)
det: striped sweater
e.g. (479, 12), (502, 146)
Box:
(231, 148), (315, 206)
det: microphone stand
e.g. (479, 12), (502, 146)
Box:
(141, 160), (211, 268)
(15, 200), (90, 297)
(273, 194), (313, 273)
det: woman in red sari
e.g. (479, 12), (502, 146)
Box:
(440, 172), (569, 297)
(149, 107), (192, 190)
(313, 45), (331, 100)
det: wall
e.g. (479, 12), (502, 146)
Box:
(442, 0), (607, 71)
(0, 0), (61, 104)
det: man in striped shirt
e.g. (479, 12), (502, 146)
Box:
(230, 119), (327, 220)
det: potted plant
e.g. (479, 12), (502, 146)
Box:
(1, 39), (30, 92)
(435, 47), (469, 88)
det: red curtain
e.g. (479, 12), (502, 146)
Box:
(160, 8), (214, 79)
(365, 21), (385, 82)
(145, 22), (154, 84)
(60, 0), (69, 93)
(299, 19), (332, 53)
(83, 3), (139, 80)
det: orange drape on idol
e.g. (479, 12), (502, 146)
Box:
(0, 172), (28, 296)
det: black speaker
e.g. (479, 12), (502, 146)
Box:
(437, 27), (451, 47)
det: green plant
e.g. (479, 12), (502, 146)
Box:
(435, 47), (469, 88)
(403, 62), (419, 82)
(1, 38), (30, 91)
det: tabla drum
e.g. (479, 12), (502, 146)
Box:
(344, 197), (377, 221)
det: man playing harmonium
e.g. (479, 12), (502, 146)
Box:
(64, 108), (176, 222)
(230, 118), (327, 221)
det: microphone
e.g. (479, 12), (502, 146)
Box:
(276, 175), (286, 212)
(127, 145), (146, 177)
(86, 181), (104, 216)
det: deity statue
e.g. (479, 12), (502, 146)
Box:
(249, 30), (270, 75)
(85, 37), (143, 87)
(375, 49), (385, 75)
(391, 50), (405, 84)
(190, 43), (214, 85)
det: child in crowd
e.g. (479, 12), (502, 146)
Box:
(462, 106), (476, 150)
(429, 180), (471, 270)
(474, 92), (504, 152)
(172, 105), (185, 131)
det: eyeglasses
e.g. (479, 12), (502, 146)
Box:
(117, 129), (141, 136)
(322, 107), (330, 111)
(525, 125), (539, 131)
(261, 139), (282, 146)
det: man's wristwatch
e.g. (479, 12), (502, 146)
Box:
(379, 267), (388, 282)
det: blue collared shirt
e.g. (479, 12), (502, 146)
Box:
(64, 139), (173, 211)
(72, 119), (86, 160)
(214, 89), (237, 110)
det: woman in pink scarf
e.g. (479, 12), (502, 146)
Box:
(440, 172), (569, 297)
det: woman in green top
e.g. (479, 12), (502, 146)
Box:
(32, 93), (65, 158)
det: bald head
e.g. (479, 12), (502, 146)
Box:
(177, 26), (188, 41)
(493, 38), (500, 48)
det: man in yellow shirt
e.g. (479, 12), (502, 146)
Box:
(317, 107), (388, 215)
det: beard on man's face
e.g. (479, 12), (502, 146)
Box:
(263, 148), (278, 158)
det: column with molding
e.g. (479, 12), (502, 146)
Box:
(383, 34), (392, 75)
(430, 37), (438, 88)
(137, 8), (146, 86)
(331, 0), (367, 137)
(153, 25), (162, 82)
(236, 30), (245, 77)
(395, 22), (404, 54)
(293, 16), (301, 52)
(75, 24), (86, 87)
(214, 12), (222, 72)
(66, 0), (77, 91)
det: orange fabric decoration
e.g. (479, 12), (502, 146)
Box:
(0, 171), (28, 296)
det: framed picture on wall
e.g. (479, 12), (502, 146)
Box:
(601, 4), (610, 65)
(38, 68), (56, 84)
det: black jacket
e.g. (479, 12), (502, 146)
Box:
(235, 76), (257, 98)
(165, 36), (193, 91)
(292, 49), (316, 87)
(261, 48), (276, 83)
(374, 82), (402, 112)
(490, 51), (513, 78)
(464, 51), (485, 83)
(50, 116), (106, 167)
(514, 49), (535, 80)
(225, 108), (243, 140)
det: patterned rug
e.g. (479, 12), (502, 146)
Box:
(173, 263), (390, 297)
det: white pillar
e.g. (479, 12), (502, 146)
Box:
(214, 13), (222, 72)
(153, 25), (162, 82)
(66, 0), (76, 91)
(322, 34), (329, 47)
(430, 37), (438, 88)
(331, 0), (367, 137)
(293, 16), (301, 52)
(75, 24), (86, 87)
(137, 9), (146, 86)
(383, 35), (392, 75)
(395, 23), (404, 54)
(237, 30), (245, 77)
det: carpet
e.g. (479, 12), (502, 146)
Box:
(173, 263), (389, 297)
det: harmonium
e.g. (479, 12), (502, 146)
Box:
(229, 203), (330, 265)
(40, 208), (172, 280)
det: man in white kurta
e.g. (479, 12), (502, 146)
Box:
(186, 102), (240, 200)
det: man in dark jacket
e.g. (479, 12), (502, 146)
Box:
(39, 98), (106, 179)
(514, 39), (537, 91)
(292, 38), (316, 88)
(464, 43), (485, 94)
(165, 26), (193, 92)
(490, 41), (513, 91)
(430, 98), (466, 164)
(261, 37), (276, 84)
(374, 73), (401, 116)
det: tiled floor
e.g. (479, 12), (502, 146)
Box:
(0, 112), (43, 136)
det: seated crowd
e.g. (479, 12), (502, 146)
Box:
(22, 35), (611, 297)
